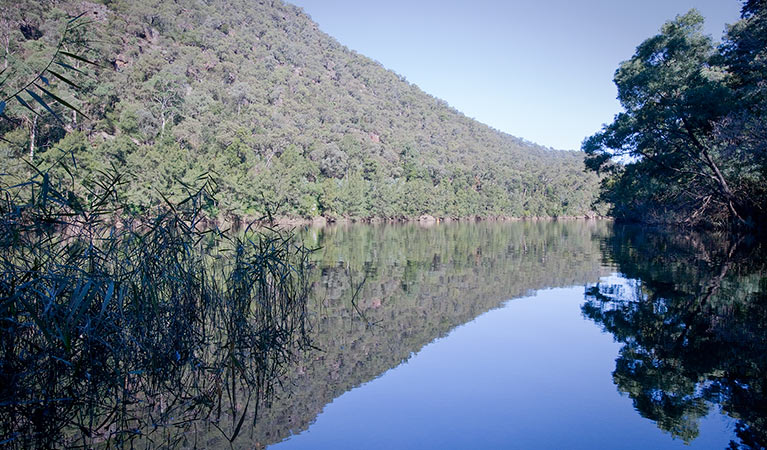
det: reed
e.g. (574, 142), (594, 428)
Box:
(0, 165), (313, 448)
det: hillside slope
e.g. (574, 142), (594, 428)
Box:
(0, 0), (600, 220)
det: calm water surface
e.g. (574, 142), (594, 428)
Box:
(273, 287), (733, 450)
(248, 221), (765, 449)
(5, 220), (763, 448)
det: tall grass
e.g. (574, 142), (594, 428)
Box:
(0, 165), (312, 448)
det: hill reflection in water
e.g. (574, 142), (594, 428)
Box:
(224, 220), (612, 448)
(118, 220), (764, 449)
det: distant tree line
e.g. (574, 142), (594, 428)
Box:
(584, 1), (766, 230)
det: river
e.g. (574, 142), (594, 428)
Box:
(199, 220), (766, 449)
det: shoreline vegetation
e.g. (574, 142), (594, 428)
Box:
(232, 213), (611, 228)
(0, 21), (315, 445)
(0, 166), (315, 448)
(584, 3), (767, 231)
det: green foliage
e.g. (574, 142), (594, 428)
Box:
(2, 0), (600, 221)
(0, 10), (98, 166)
(584, 6), (767, 229)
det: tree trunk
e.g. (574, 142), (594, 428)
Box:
(2, 34), (9, 70)
(29, 116), (37, 161)
(683, 118), (747, 226)
(700, 148), (746, 225)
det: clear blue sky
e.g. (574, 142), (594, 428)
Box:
(288, 0), (742, 150)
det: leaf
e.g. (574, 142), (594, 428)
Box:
(15, 294), (56, 346)
(35, 83), (90, 119)
(25, 88), (64, 124)
(68, 280), (93, 325)
(40, 75), (50, 86)
(47, 69), (81, 90)
(68, 11), (88, 24)
(229, 395), (251, 442)
(15, 95), (43, 119)
(0, 101), (5, 115)
(98, 281), (115, 318)
(68, 20), (96, 32)
(60, 51), (101, 67)
(55, 61), (85, 75)
(40, 172), (49, 207)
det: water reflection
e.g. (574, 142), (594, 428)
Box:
(583, 226), (767, 449)
(9, 218), (764, 449)
(1, 219), (613, 448)
(246, 220), (611, 447)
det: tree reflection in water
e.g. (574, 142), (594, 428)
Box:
(583, 226), (767, 449)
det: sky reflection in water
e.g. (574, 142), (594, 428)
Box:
(273, 285), (736, 449)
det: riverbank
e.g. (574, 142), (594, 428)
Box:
(216, 213), (611, 230)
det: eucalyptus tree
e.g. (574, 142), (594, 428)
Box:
(584, 5), (766, 229)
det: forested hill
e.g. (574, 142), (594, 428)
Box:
(1, 0), (600, 220)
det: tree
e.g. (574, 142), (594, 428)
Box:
(584, 8), (766, 229)
(717, 1), (767, 219)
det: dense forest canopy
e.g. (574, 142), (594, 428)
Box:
(0, 0), (600, 221)
(583, 2), (766, 229)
